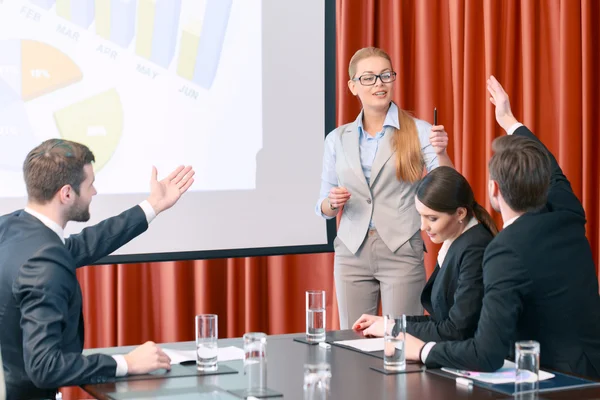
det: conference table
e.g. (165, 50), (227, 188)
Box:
(81, 330), (600, 399)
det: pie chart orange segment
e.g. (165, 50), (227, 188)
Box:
(21, 40), (83, 101)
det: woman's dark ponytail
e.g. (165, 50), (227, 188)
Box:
(472, 202), (499, 236)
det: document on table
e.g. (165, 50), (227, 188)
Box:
(333, 338), (384, 352)
(159, 346), (244, 364)
(442, 360), (555, 384)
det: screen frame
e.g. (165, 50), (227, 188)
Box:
(94, 0), (337, 264)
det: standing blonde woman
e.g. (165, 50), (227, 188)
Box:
(316, 47), (453, 328)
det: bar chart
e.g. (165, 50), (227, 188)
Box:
(135, 0), (182, 68)
(56, 0), (95, 29)
(95, 0), (136, 48)
(176, 0), (233, 89)
(28, 0), (54, 10)
(27, 0), (233, 88)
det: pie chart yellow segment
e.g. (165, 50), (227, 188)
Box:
(53, 88), (123, 172)
(21, 40), (83, 101)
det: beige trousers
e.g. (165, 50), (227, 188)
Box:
(334, 229), (426, 329)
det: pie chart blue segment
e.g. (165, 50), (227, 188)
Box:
(0, 40), (22, 106)
(0, 91), (36, 171)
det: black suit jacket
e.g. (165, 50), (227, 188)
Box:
(0, 206), (148, 400)
(425, 126), (600, 379)
(406, 224), (493, 342)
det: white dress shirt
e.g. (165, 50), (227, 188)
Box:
(502, 215), (520, 228)
(23, 200), (156, 377)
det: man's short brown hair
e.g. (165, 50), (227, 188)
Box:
(489, 135), (551, 213)
(23, 139), (95, 204)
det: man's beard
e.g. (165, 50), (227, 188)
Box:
(66, 200), (90, 222)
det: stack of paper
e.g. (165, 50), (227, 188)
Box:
(160, 346), (244, 364)
(442, 360), (555, 384)
(333, 338), (384, 352)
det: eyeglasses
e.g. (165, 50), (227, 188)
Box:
(352, 71), (397, 86)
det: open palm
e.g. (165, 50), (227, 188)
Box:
(147, 165), (195, 214)
(487, 75), (518, 131)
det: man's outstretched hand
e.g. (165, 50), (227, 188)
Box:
(147, 165), (195, 215)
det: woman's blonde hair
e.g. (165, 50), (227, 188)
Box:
(349, 47), (424, 183)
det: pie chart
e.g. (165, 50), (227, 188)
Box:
(0, 39), (83, 170)
(0, 39), (83, 102)
(0, 39), (123, 173)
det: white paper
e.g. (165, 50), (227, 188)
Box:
(161, 346), (245, 364)
(333, 338), (384, 352)
(217, 346), (245, 362)
(442, 360), (555, 384)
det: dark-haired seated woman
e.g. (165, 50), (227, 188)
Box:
(353, 166), (498, 342)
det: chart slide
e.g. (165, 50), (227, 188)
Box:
(95, 0), (136, 48)
(0, 0), (333, 259)
(54, 89), (123, 172)
(56, 0), (95, 29)
(176, 0), (233, 89)
(135, 0), (182, 68)
(0, 0), (263, 198)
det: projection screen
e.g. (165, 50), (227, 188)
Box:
(0, 0), (336, 263)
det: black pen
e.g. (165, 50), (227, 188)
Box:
(434, 107), (438, 126)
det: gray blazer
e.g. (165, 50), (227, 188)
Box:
(331, 116), (438, 254)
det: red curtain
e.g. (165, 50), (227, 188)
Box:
(64, 1), (599, 398)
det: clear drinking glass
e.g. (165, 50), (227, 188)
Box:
(515, 341), (540, 396)
(306, 290), (326, 342)
(383, 314), (406, 371)
(0, 346), (5, 400)
(195, 314), (218, 371)
(244, 332), (268, 394)
(303, 362), (331, 400)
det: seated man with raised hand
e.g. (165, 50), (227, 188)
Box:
(0, 139), (195, 400)
(402, 76), (600, 378)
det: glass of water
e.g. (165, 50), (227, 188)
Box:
(383, 314), (406, 371)
(306, 290), (326, 342)
(303, 362), (331, 400)
(196, 314), (218, 371)
(515, 341), (540, 396)
(244, 332), (268, 395)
